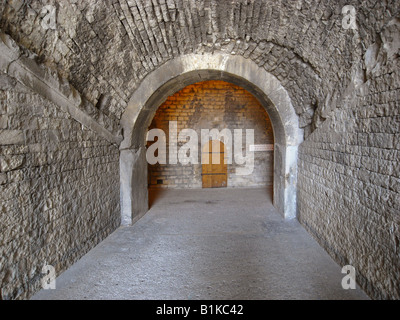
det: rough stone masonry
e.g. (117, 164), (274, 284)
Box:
(0, 0), (399, 300)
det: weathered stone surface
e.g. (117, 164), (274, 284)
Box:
(0, 33), (122, 145)
(0, 172), (6, 184)
(298, 25), (400, 299)
(0, 130), (24, 145)
(0, 154), (25, 172)
(0, 73), (121, 300)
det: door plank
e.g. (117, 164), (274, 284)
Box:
(202, 140), (227, 188)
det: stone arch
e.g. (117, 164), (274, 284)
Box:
(120, 53), (303, 226)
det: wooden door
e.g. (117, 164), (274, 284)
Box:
(202, 140), (227, 188)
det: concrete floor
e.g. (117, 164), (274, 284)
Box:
(32, 188), (369, 300)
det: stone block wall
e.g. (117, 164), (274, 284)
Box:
(147, 80), (274, 189)
(298, 42), (400, 299)
(0, 73), (120, 300)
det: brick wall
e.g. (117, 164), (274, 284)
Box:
(147, 80), (274, 189)
(0, 74), (120, 299)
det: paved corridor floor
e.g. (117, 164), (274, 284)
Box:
(32, 188), (369, 300)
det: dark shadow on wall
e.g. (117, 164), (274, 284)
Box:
(148, 187), (169, 209)
(265, 185), (273, 202)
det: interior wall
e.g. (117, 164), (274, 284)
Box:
(147, 80), (274, 189)
(0, 73), (121, 300)
(297, 22), (400, 299)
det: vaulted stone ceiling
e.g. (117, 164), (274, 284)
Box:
(1, 0), (398, 134)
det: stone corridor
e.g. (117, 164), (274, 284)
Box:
(1, 0), (399, 300)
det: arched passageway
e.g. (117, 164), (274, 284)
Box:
(120, 53), (303, 226)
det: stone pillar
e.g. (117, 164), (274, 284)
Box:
(120, 147), (148, 226)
